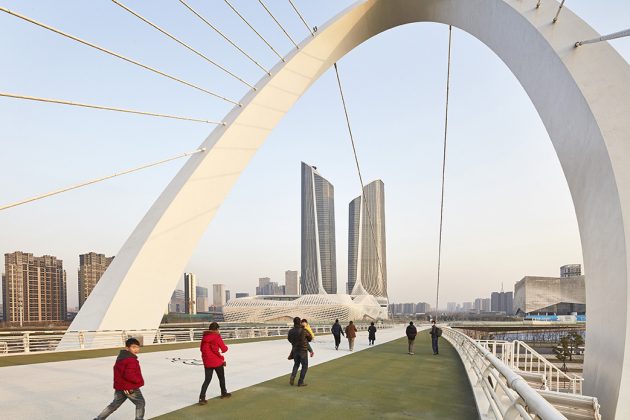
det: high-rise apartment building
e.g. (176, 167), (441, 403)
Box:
(169, 289), (185, 313)
(285, 270), (299, 295)
(560, 264), (582, 278)
(78, 252), (114, 309)
(491, 291), (514, 314)
(184, 273), (197, 314)
(196, 286), (209, 313)
(347, 180), (387, 300)
(225, 290), (231, 303)
(2, 252), (67, 323)
(213, 284), (226, 308)
(446, 302), (457, 312)
(301, 162), (337, 294)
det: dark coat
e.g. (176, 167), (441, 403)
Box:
(368, 325), (376, 339)
(200, 330), (228, 368)
(331, 322), (344, 336)
(406, 325), (418, 340)
(430, 325), (440, 338)
(113, 350), (144, 391)
(288, 325), (311, 354)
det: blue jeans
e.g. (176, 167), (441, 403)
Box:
(291, 351), (308, 384)
(432, 337), (439, 354)
(95, 389), (145, 420)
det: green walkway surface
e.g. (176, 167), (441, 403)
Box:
(156, 334), (478, 420)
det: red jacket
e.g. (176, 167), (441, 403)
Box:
(113, 350), (144, 390)
(200, 330), (228, 368)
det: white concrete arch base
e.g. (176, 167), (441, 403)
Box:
(66, 0), (630, 416)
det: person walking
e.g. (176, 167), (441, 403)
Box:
(345, 320), (357, 351)
(406, 321), (417, 355)
(331, 319), (344, 350)
(288, 316), (312, 386)
(198, 322), (231, 405)
(429, 320), (440, 355)
(93, 338), (146, 420)
(368, 322), (377, 345)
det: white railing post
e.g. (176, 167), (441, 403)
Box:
(23, 332), (30, 353)
(189, 328), (194, 342)
(79, 331), (85, 350)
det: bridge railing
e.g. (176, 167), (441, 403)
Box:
(0, 323), (390, 355)
(442, 327), (567, 419)
(477, 339), (583, 394)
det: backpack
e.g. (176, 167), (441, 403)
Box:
(436, 327), (443, 337)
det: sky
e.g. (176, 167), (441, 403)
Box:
(1, 0), (629, 309)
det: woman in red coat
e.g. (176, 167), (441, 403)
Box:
(198, 322), (231, 404)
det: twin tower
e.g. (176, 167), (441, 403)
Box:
(300, 162), (387, 302)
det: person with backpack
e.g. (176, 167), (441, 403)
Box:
(429, 319), (441, 355)
(405, 321), (417, 355)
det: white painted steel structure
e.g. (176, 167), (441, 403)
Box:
(66, 1), (630, 416)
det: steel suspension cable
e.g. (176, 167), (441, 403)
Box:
(0, 92), (224, 125)
(178, 0), (271, 75)
(111, 0), (255, 89)
(0, 7), (240, 106)
(0, 148), (206, 212)
(287, 0), (314, 37)
(333, 62), (390, 315)
(435, 26), (453, 323)
(222, 0), (285, 62)
(258, 0), (299, 49)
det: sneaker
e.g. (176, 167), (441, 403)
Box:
(297, 383), (308, 387)
(198, 398), (207, 405)
(290, 376), (295, 386)
(220, 393), (232, 399)
(410, 352), (414, 355)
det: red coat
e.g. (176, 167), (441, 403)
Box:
(113, 350), (144, 390)
(200, 330), (228, 368)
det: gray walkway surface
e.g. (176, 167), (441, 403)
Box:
(0, 326), (408, 419)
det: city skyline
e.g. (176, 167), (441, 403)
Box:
(1, 1), (627, 308)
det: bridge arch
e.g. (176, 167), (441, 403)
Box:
(69, 0), (630, 416)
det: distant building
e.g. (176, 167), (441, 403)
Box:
(560, 264), (582, 278)
(225, 290), (231, 303)
(78, 252), (114, 309)
(213, 284), (226, 308)
(491, 291), (513, 314)
(184, 273), (196, 314)
(169, 289), (185, 313)
(473, 298), (483, 311)
(514, 275), (585, 316)
(347, 180), (387, 302)
(482, 298), (491, 312)
(446, 302), (457, 312)
(301, 162), (337, 294)
(235, 292), (249, 298)
(196, 286), (209, 313)
(462, 302), (473, 311)
(256, 277), (284, 295)
(416, 302), (431, 313)
(285, 270), (299, 295)
(3, 252), (67, 323)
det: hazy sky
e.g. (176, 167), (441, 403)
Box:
(1, 1), (629, 309)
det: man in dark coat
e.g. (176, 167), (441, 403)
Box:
(368, 322), (377, 345)
(406, 321), (417, 355)
(430, 320), (440, 355)
(288, 316), (312, 386)
(331, 319), (344, 350)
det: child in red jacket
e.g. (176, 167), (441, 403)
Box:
(94, 338), (145, 420)
(198, 322), (231, 405)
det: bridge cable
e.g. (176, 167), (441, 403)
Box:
(0, 7), (241, 106)
(575, 28), (630, 47)
(0, 92), (224, 125)
(288, 0), (314, 37)
(258, 0), (300, 49)
(333, 62), (391, 318)
(222, 0), (285, 62)
(434, 25), (453, 323)
(552, 0), (566, 24)
(111, 0), (255, 89)
(178, 0), (271, 76)
(0, 148), (206, 212)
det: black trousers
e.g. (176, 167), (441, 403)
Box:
(333, 333), (341, 348)
(199, 366), (227, 399)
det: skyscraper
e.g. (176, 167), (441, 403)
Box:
(347, 180), (387, 300)
(184, 273), (197, 314)
(301, 162), (337, 294)
(3, 252), (67, 323)
(285, 270), (299, 295)
(196, 286), (209, 313)
(213, 284), (226, 308)
(78, 252), (114, 309)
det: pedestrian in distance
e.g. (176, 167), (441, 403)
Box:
(406, 321), (417, 355)
(368, 322), (377, 346)
(93, 337), (146, 420)
(288, 316), (313, 386)
(345, 320), (357, 351)
(331, 319), (344, 350)
(430, 319), (441, 355)
(198, 322), (231, 405)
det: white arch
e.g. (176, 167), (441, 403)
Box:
(68, 0), (630, 416)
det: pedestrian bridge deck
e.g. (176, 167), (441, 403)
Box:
(156, 333), (478, 420)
